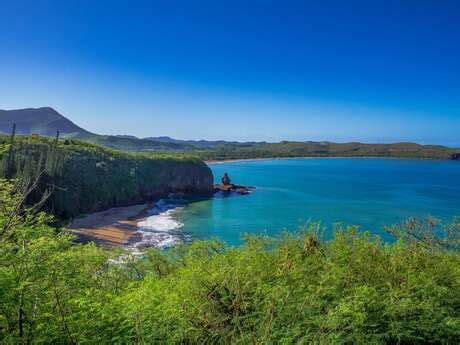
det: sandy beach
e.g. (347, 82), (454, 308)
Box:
(70, 203), (153, 246)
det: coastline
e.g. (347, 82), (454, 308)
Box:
(205, 155), (451, 165)
(205, 157), (302, 165)
(69, 156), (454, 247)
(70, 203), (153, 246)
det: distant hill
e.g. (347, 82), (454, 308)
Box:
(0, 107), (93, 138)
(0, 107), (254, 151)
(0, 107), (190, 151)
(144, 136), (249, 149)
(196, 140), (460, 161)
(0, 107), (458, 160)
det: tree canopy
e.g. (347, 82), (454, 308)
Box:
(0, 177), (459, 343)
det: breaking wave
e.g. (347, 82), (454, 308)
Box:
(131, 199), (189, 249)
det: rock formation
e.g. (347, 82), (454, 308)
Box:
(214, 173), (255, 195)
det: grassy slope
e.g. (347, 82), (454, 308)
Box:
(0, 135), (213, 218)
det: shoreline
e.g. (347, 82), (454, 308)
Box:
(205, 155), (452, 165)
(70, 203), (154, 247)
(70, 156), (454, 247)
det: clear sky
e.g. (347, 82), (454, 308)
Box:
(1, 1), (459, 145)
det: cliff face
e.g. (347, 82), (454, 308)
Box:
(53, 154), (214, 217)
(155, 163), (214, 196)
(0, 135), (214, 218)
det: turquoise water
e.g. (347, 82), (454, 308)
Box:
(142, 158), (460, 247)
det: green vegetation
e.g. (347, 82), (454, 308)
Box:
(1, 108), (459, 160)
(192, 141), (460, 161)
(0, 178), (459, 343)
(1, 108), (459, 343)
(0, 134), (212, 218)
(0, 108), (196, 151)
(87, 133), (189, 151)
(88, 139), (460, 161)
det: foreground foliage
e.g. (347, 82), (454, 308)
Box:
(1, 179), (459, 344)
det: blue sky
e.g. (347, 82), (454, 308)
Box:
(1, 1), (459, 145)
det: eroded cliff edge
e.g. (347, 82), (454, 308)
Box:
(58, 157), (214, 217)
(0, 135), (214, 218)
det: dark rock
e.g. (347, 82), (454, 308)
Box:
(214, 183), (255, 195)
(452, 153), (460, 160)
(221, 173), (231, 185)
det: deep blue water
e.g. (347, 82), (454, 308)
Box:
(151, 158), (460, 246)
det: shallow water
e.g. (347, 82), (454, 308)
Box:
(139, 158), (460, 246)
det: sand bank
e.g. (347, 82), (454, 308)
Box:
(70, 203), (153, 246)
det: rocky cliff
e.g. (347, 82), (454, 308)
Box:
(0, 135), (214, 218)
(57, 158), (214, 217)
(54, 153), (213, 217)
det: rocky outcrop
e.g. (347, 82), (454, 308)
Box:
(214, 183), (255, 195)
(213, 173), (255, 195)
(452, 153), (460, 160)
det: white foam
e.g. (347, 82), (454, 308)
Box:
(137, 209), (183, 232)
(128, 199), (187, 250)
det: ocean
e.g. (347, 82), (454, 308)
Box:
(134, 158), (460, 247)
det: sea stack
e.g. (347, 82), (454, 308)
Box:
(214, 173), (255, 195)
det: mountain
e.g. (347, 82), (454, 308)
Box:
(1, 107), (458, 159)
(0, 107), (93, 138)
(0, 107), (190, 151)
(0, 107), (251, 151)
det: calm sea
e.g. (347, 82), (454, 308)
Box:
(135, 158), (460, 247)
